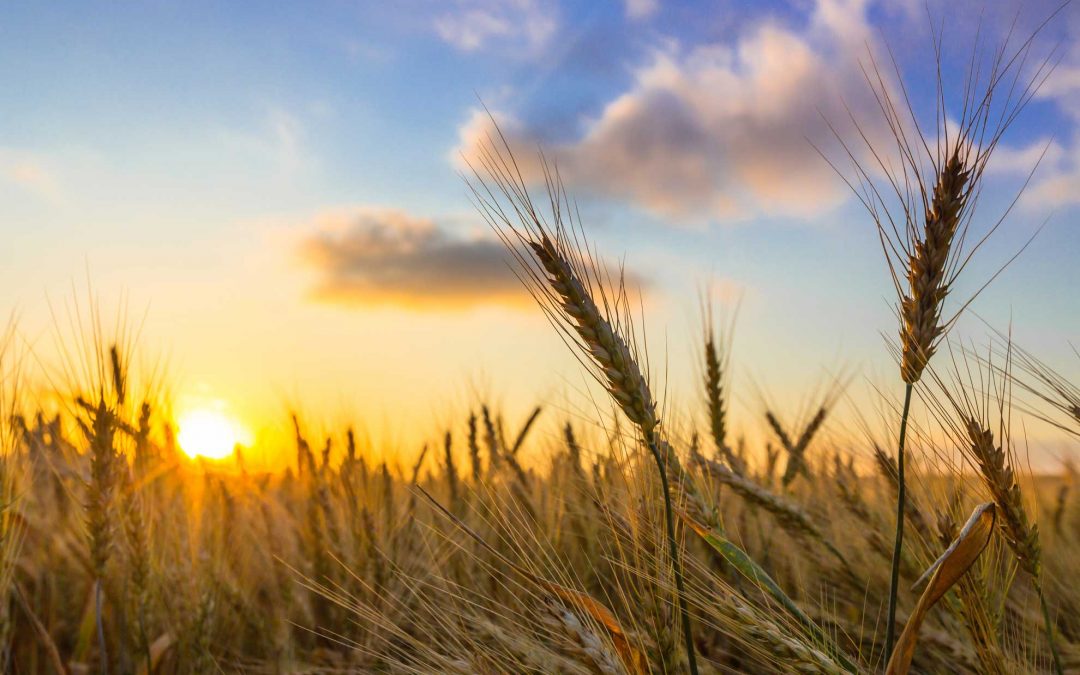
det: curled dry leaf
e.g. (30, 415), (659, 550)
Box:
(886, 502), (996, 675)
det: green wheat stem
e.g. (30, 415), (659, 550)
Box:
(885, 382), (913, 661)
(649, 438), (699, 675)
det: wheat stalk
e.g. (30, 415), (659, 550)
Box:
(85, 399), (117, 675)
(466, 129), (699, 675)
(702, 306), (746, 476)
(826, 13), (1058, 657)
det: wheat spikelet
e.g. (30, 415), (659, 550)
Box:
(779, 406), (828, 487)
(528, 236), (658, 437)
(564, 423), (588, 484)
(443, 431), (460, 512)
(407, 444), (430, 515)
(542, 600), (627, 675)
(481, 405), (504, 475)
(833, 27), (1056, 656)
(292, 414), (315, 477)
(378, 461), (394, 530)
(899, 149), (970, 384)
(965, 419), (1041, 577)
(763, 442), (780, 485)
(766, 411), (794, 457)
(466, 412), (481, 483)
(345, 426), (357, 464)
(511, 406), (543, 456)
(726, 594), (846, 675)
(86, 401), (117, 580)
(703, 323), (747, 478)
(704, 334), (727, 449)
(696, 456), (855, 580)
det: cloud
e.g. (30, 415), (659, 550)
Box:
(299, 207), (652, 310)
(1039, 65), (1080, 101)
(987, 135), (1074, 206)
(995, 15), (1080, 208)
(434, 0), (556, 53)
(220, 107), (311, 175)
(0, 148), (58, 198)
(624, 0), (659, 21)
(454, 0), (894, 223)
(990, 138), (1066, 174)
(299, 207), (527, 309)
(1005, 135), (1080, 208)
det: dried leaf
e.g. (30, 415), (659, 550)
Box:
(137, 633), (174, 675)
(886, 502), (996, 675)
(539, 581), (646, 675)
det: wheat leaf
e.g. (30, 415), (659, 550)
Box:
(887, 502), (996, 675)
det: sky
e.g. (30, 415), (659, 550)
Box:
(1, 0), (1078, 468)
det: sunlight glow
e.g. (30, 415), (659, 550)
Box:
(177, 408), (248, 460)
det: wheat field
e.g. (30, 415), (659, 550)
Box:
(2, 8), (1080, 675)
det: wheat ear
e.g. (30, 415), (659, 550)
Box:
(467, 134), (698, 675)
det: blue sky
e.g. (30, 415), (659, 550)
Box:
(0, 0), (1077, 464)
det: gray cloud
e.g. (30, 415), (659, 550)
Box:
(300, 208), (526, 308)
(299, 207), (652, 310)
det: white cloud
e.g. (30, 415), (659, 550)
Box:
(992, 138), (1066, 171)
(998, 133), (1080, 208)
(1025, 163), (1080, 206)
(454, 0), (894, 223)
(220, 107), (311, 174)
(434, 0), (557, 53)
(997, 15), (1080, 208)
(624, 0), (659, 21)
(1039, 65), (1080, 101)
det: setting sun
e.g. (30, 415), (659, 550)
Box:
(176, 408), (248, 460)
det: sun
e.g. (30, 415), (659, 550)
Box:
(177, 408), (248, 460)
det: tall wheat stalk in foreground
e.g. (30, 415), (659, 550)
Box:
(466, 132), (699, 674)
(831, 20), (1057, 660)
